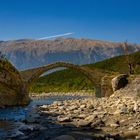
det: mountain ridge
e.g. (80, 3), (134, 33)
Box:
(0, 38), (140, 70)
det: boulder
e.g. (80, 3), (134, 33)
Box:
(111, 74), (128, 92)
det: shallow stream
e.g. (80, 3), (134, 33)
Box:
(0, 95), (85, 139)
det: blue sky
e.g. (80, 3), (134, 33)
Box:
(0, 0), (140, 43)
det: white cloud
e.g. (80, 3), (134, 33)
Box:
(37, 32), (74, 40)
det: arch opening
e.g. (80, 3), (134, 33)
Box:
(29, 67), (95, 93)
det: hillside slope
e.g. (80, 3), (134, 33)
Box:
(30, 51), (140, 93)
(0, 38), (140, 69)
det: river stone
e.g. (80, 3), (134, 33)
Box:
(106, 120), (120, 128)
(123, 130), (139, 138)
(75, 120), (91, 127)
(50, 135), (75, 140)
(80, 104), (86, 109)
(111, 74), (128, 92)
(53, 101), (63, 106)
(25, 112), (40, 123)
(7, 130), (24, 138)
(120, 105), (128, 114)
(128, 126), (134, 131)
(78, 114), (87, 119)
(133, 102), (139, 112)
(91, 119), (105, 127)
(57, 116), (71, 122)
(136, 136), (140, 139)
(19, 124), (34, 131)
(114, 106), (128, 115)
(85, 115), (96, 122)
(68, 105), (77, 111)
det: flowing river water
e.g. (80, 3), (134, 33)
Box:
(0, 95), (86, 139)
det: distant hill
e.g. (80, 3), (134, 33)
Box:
(0, 38), (140, 69)
(29, 50), (140, 93)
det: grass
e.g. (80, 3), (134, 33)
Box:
(29, 50), (140, 93)
(88, 51), (140, 74)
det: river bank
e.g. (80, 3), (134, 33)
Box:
(36, 93), (140, 140)
(0, 94), (90, 140)
(2, 91), (140, 140)
(1, 90), (140, 140)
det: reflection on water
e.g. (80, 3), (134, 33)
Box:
(0, 107), (27, 121)
(0, 95), (85, 138)
(0, 121), (22, 138)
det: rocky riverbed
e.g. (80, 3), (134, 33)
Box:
(4, 90), (140, 140)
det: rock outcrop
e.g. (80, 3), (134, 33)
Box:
(0, 58), (30, 106)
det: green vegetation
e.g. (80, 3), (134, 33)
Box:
(30, 50), (140, 93)
(29, 69), (95, 93)
(87, 55), (128, 73)
(88, 50), (140, 74)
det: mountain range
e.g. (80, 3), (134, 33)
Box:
(0, 38), (140, 70)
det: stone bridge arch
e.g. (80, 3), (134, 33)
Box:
(20, 62), (107, 97)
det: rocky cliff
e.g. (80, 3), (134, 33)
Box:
(0, 58), (30, 106)
(0, 38), (140, 70)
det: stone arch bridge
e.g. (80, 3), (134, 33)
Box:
(20, 62), (113, 97)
